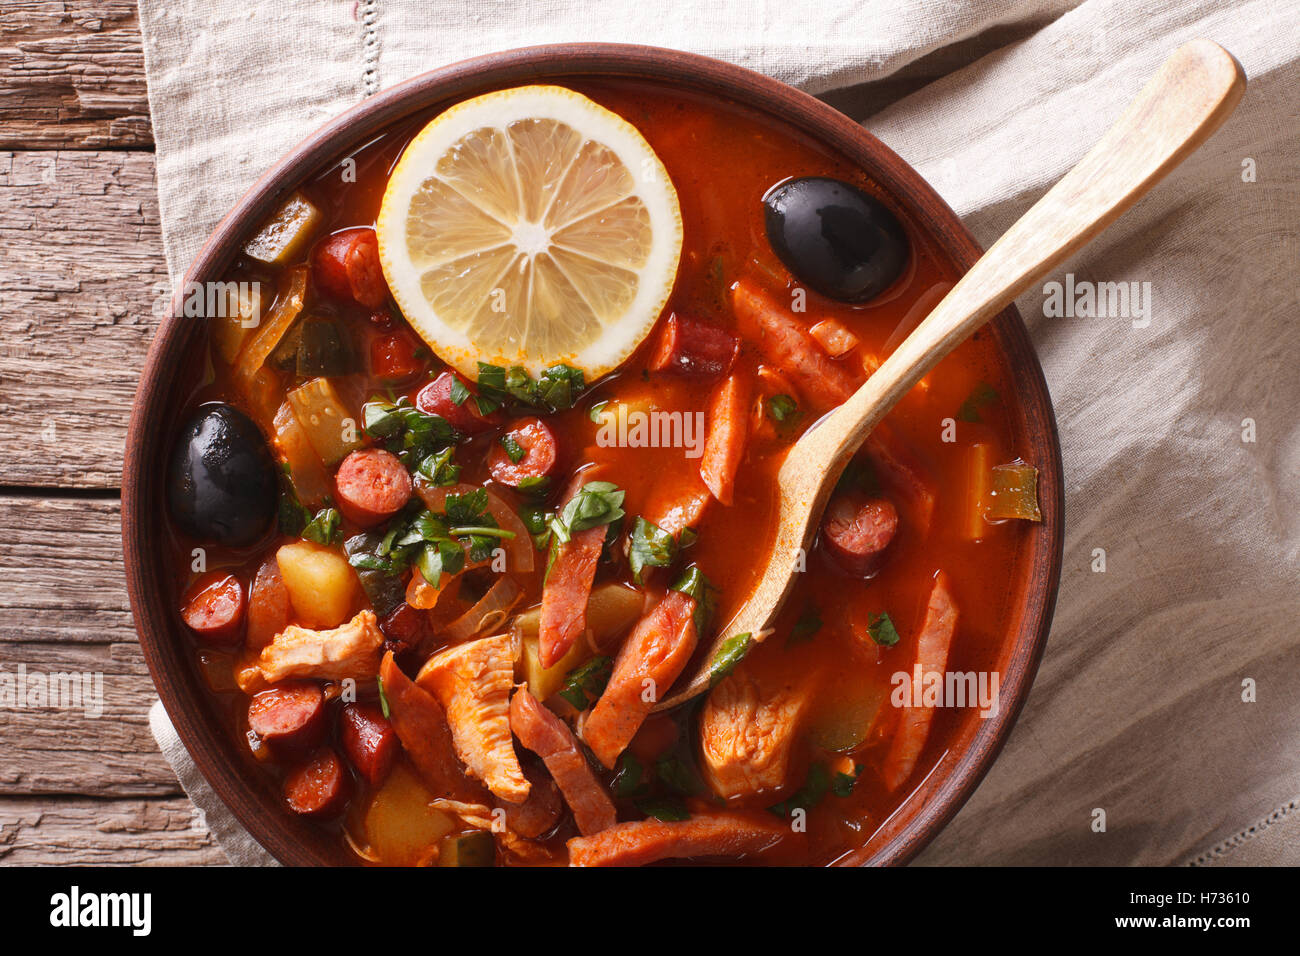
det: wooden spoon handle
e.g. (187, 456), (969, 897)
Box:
(790, 39), (1245, 486)
(657, 40), (1244, 712)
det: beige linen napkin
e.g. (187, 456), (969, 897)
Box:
(139, 0), (1300, 865)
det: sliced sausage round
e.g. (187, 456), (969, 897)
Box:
(180, 572), (245, 646)
(415, 370), (502, 434)
(378, 602), (423, 656)
(487, 416), (559, 488)
(312, 227), (387, 308)
(247, 682), (326, 758)
(649, 313), (740, 378)
(334, 448), (412, 527)
(369, 328), (427, 382)
(340, 702), (398, 787)
(821, 496), (899, 577)
(283, 748), (351, 818)
(245, 555), (291, 650)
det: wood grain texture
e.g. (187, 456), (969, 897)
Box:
(0, 5), (216, 865)
(0, 640), (182, 795)
(0, 0), (151, 149)
(0, 150), (165, 489)
(0, 495), (133, 645)
(0, 496), (184, 796)
(0, 796), (224, 865)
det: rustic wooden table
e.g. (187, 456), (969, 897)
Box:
(0, 2), (225, 864)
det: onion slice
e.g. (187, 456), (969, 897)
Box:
(444, 576), (522, 643)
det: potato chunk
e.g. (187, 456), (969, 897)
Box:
(276, 540), (359, 628)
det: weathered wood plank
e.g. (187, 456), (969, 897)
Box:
(0, 796), (224, 865)
(0, 150), (165, 488)
(0, 496), (134, 644)
(0, 640), (184, 796)
(0, 496), (189, 796)
(0, 0), (151, 149)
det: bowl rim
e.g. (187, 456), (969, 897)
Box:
(123, 41), (1064, 867)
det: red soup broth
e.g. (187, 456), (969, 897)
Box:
(168, 78), (1029, 866)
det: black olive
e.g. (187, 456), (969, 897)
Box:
(763, 177), (910, 303)
(167, 403), (277, 547)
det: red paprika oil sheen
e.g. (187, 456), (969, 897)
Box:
(172, 79), (1030, 866)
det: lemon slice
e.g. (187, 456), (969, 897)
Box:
(376, 85), (683, 380)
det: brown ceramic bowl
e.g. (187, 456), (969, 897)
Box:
(123, 43), (1063, 867)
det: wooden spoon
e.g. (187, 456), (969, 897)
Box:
(659, 39), (1245, 710)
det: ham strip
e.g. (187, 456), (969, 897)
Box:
(881, 572), (959, 791)
(378, 652), (482, 802)
(582, 589), (697, 768)
(568, 810), (789, 867)
(731, 278), (860, 410)
(699, 372), (751, 506)
(510, 687), (617, 836)
(538, 524), (605, 668)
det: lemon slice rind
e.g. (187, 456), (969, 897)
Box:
(377, 85), (682, 381)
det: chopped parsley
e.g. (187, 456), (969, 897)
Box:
(558, 656), (613, 711)
(362, 395), (459, 474)
(498, 433), (525, 464)
(766, 393), (798, 423)
(276, 469), (312, 536)
(636, 796), (690, 822)
(448, 376), (472, 406)
(612, 752), (648, 799)
(516, 474), (551, 496)
(549, 481), (625, 545)
(956, 381), (999, 423)
(628, 516), (677, 584)
(301, 507), (341, 546)
(415, 446), (461, 487)
(786, 605), (823, 647)
(477, 362), (587, 414)
(768, 763), (831, 818)
(708, 632), (752, 687)
(832, 763), (863, 798)
(346, 488), (512, 588)
(867, 611), (900, 647)
(671, 565), (718, 635)
(655, 749), (707, 798)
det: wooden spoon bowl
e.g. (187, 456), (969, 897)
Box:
(123, 43), (1067, 866)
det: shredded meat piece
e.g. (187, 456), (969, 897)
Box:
(567, 811), (790, 867)
(511, 687), (617, 835)
(700, 667), (813, 799)
(242, 609), (383, 690)
(417, 634), (530, 803)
